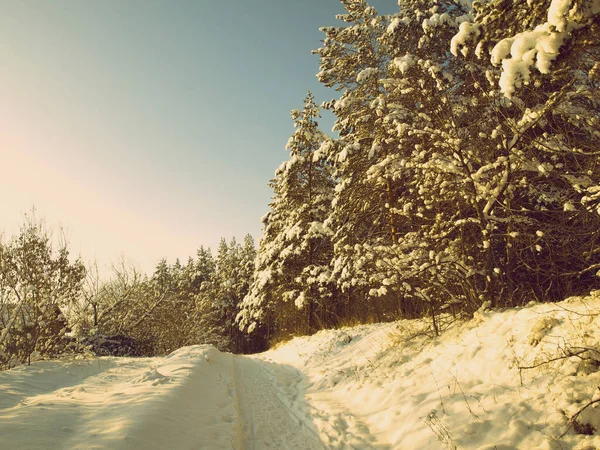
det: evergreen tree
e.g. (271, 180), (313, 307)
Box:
(312, 1), (409, 321)
(238, 93), (335, 339)
(193, 246), (216, 292)
(442, 0), (600, 305)
(197, 237), (258, 352)
(313, 0), (477, 322)
(377, 0), (499, 319)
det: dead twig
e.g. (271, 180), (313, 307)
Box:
(517, 349), (588, 371)
(559, 387), (600, 438)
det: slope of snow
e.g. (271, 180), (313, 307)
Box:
(266, 292), (600, 449)
(2, 293), (600, 449)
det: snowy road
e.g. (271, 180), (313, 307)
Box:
(0, 346), (382, 449)
(232, 356), (324, 449)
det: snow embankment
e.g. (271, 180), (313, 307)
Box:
(265, 292), (600, 449)
(0, 347), (239, 449)
(2, 293), (600, 449)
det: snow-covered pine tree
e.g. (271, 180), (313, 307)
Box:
(237, 93), (335, 340)
(314, 0), (485, 325)
(351, 0), (495, 326)
(446, 0), (600, 304)
(313, 0), (411, 321)
(186, 246), (215, 342)
(197, 237), (257, 352)
(194, 246), (216, 292)
(195, 239), (237, 351)
(149, 258), (199, 353)
(367, 0), (525, 320)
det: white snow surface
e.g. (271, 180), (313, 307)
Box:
(3, 293), (600, 448)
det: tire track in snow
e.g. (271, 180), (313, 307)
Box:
(231, 355), (250, 450)
(232, 354), (386, 449)
(0, 346), (386, 449)
(231, 355), (325, 449)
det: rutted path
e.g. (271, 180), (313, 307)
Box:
(5, 299), (600, 450)
(231, 355), (323, 449)
(0, 345), (386, 449)
(231, 354), (386, 450)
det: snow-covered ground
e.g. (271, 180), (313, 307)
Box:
(2, 293), (600, 449)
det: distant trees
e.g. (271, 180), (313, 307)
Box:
(65, 234), (263, 357)
(195, 236), (259, 352)
(0, 220), (263, 364)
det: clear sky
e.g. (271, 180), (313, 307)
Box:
(0, 0), (398, 276)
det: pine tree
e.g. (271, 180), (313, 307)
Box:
(312, 0), (411, 321)
(444, 0), (600, 304)
(196, 237), (257, 352)
(194, 246), (216, 291)
(238, 93), (335, 339)
(313, 0), (481, 322)
(378, 0), (499, 318)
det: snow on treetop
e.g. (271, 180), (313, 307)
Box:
(393, 54), (417, 74)
(453, 0), (600, 96)
(356, 67), (379, 82)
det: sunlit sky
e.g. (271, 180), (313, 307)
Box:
(0, 0), (397, 276)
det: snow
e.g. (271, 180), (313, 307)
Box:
(3, 294), (600, 448)
(422, 13), (453, 32)
(450, 22), (480, 58)
(491, 25), (566, 96)
(387, 17), (410, 34)
(451, 0), (600, 96)
(488, 0), (600, 96)
(356, 68), (379, 83)
(393, 54), (417, 75)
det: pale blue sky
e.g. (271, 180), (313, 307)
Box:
(0, 0), (397, 275)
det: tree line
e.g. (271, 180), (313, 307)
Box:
(0, 214), (263, 368)
(237, 0), (600, 341)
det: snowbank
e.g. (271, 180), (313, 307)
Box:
(266, 292), (600, 449)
